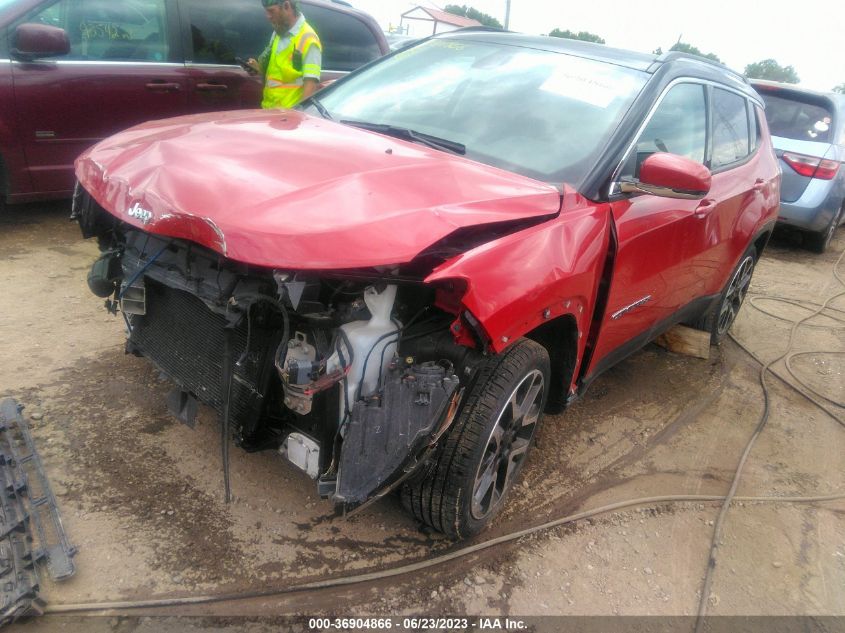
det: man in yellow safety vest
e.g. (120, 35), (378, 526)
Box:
(248, 0), (322, 109)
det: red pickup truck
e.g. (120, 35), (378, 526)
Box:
(74, 31), (780, 538)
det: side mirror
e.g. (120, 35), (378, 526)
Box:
(619, 153), (711, 200)
(11, 23), (70, 61)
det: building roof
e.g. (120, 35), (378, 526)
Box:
(401, 6), (482, 28)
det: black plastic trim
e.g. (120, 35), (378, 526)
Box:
(576, 293), (718, 397)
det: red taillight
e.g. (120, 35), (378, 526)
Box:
(782, 152), (840, 180)
(814, 160), (841, 180)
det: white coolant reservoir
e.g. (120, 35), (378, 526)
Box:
(339, 284), (400, 404)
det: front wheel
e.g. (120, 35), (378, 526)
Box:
(401, 338), (550, 538)
(698, 247), (757, 344)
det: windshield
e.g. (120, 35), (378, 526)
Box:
(311, 38), (647, 186)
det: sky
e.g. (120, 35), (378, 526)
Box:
(351, 0), (845, 92)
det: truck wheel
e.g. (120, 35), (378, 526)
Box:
(698, 246), (757, 344)
(401, 338), (549, 538)
(807, 204), (843, 254)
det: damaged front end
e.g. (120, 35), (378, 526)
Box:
(75, 190), (480, 513)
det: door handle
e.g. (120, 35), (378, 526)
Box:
(145, 81), (181, 92)
(196, 83), (229, 92)
(694, 198), (715, 217)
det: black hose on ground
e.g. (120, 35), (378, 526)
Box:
(693, 243), (845, 631)
(42, 491), (845, 614)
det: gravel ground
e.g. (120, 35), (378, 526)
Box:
(1, 202), (843, 630)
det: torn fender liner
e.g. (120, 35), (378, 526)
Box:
(335, 363), (459, 509)
(0, 399), (77, 624)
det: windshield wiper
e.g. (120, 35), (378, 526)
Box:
(307, 96), (333, 121)
(340, 120), (466, 155)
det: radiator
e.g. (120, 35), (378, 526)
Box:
(128, 279), (272, 437)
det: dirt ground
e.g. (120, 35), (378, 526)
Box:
(1, 202), (843, 631)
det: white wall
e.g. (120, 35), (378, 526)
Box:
(400, 7), (463, 38)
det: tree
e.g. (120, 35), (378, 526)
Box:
(548, 28), (605, 44)
(443, 4), (503, 29)
(744, 59), (799, 84)
(833, 83), (845, 94)
(670, 41), (721, 63)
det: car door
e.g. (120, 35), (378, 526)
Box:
(692, 88), (768, 298)
(589, 81), (711, 371)
(11, 0), (188, 195)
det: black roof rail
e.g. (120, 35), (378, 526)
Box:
(654, 50), (749, 84)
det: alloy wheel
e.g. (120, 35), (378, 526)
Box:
(470, 369), (545, 520)
(717, 255), (755, 336)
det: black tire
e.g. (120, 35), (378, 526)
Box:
(401, 338), (550, 538)
(806, 204), (843, 254)
(698, 246), (757, 344)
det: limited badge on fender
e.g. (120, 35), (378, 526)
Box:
(126, 202), (153, 225)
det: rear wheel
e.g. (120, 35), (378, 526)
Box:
(807, 204), (843, 254)
(698, 246), (757, 344)
(401, 338), (550, 538)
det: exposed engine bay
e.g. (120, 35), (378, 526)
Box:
(78, 194), (479, 513)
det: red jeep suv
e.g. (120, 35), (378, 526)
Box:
(0, 0), (388, 210)
(74, 32), (780, 537)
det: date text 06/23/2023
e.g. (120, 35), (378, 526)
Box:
(307, 617), (528, 630)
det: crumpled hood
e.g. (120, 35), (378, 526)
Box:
(75, 110), (561, 269)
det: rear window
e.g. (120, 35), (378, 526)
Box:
(185, 0), (265, 64)
(305, 4), (382, 72)
(759, 93), (833, 143)
(183, 0), (381, 72)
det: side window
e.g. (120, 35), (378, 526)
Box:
(30, 2), (64, 28)
(185, 0), (268, 64)
(23, 0), (169, 62)
(622, 83), (707, 178)
(748, 101), (759, 153)
(304, 5), (381, 72)
(712, 89), (750, 169)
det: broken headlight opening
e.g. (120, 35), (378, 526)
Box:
(79, 200), (477, 514)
